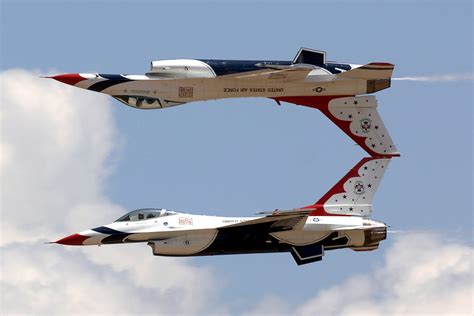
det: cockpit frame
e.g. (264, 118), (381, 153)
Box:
(114, 208), (176, 222)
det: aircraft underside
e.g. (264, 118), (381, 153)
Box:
(145, 223), (385, 265)
(195, 231), (349, 264)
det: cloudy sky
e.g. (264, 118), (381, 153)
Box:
(1, 1), (472, 315)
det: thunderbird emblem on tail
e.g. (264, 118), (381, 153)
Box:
(360, 118), (372, 133)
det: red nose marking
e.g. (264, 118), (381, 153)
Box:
(55, 234), (88, 245)
(49, 74), (86, 86)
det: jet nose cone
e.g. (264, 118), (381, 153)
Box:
(49, 73), (86, 86)
(55, 233), (88, 245)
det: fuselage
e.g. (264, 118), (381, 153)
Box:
(51, 58), (392, 110)
(54, 155), (393, 265)
(56, 208), (387, 259)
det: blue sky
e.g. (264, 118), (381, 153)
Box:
(1, 0), (472, 314)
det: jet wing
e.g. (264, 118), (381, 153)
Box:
(223, 209), (312, 232)
(220, 65), (315, 82)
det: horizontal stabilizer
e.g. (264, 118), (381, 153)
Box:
(337, 62), (394, 80)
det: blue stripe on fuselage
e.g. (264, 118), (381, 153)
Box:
(92, 226), (124, 235)
(198, 59), (291, 76)
(88, 74), (132, 92)
(198, 59), (350, 76)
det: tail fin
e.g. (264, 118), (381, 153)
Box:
(322, 95), (400, 157)
(273, 95), (399, 157)
(302, 157), (391, 217)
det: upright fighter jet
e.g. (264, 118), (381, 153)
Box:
(49, 48), (399, 157)
(54, 157), (390, 265)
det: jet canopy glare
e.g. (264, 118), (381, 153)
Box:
(114, 208), (177, 222)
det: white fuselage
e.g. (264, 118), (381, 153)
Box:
(74, 71), (367, 110)
(72, 211), (385, 257)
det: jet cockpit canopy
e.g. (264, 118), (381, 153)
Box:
(115, 208), (177, 222)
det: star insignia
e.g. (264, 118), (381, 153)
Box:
(368, 184), (372, 188)
(343, 195), (347, 199)
(374, 125), (379, 130)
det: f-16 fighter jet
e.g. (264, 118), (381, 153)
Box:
(54, 157), (390, 265)
(49, 48), (399, 157)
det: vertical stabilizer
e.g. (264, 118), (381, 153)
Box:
(273, 95), (400, 157)
(302, 157), (391, 217)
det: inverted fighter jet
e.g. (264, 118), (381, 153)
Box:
(54, 157), (390, 265)
(49, 48), (399, 157)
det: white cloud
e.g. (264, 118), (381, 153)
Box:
(1, 69), (121, 242)
(1, 242), (223, 315)
(0, 69), (222, 315)
(245, 232), (473, 316)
